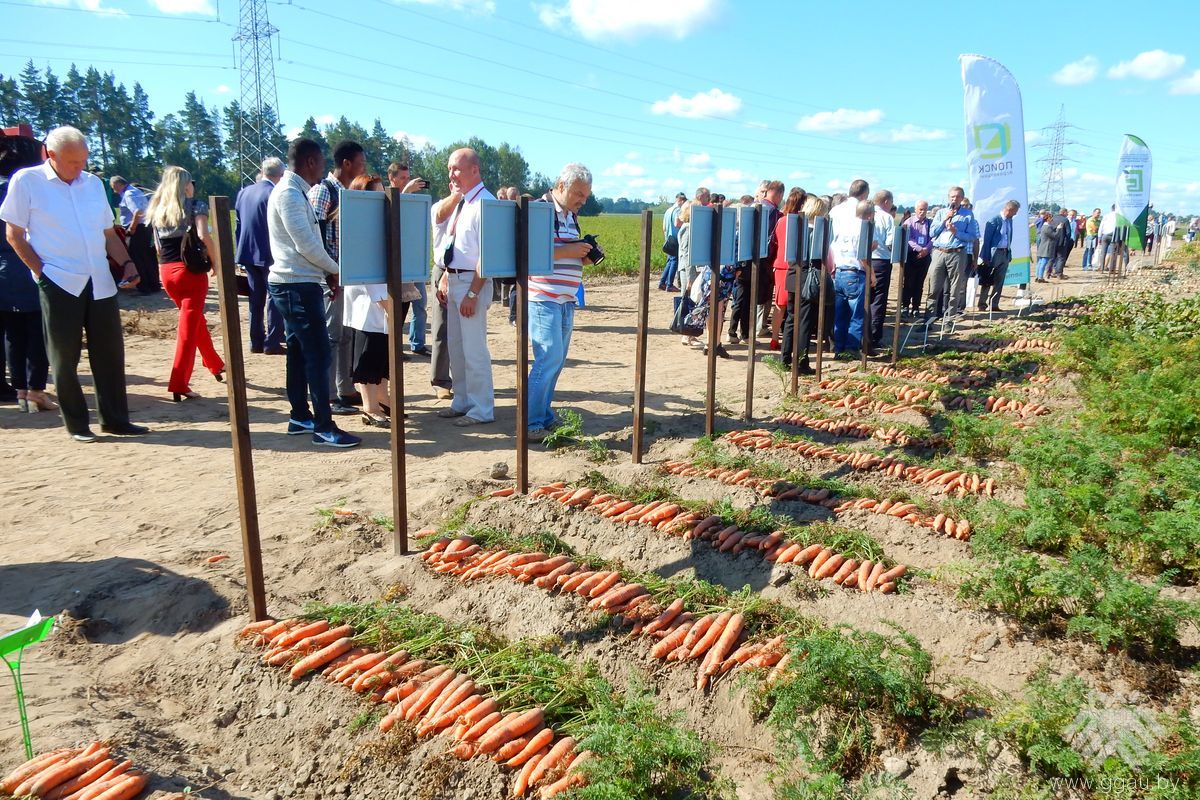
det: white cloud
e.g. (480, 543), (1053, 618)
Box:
(684, 152), (711, 167)
(1024, 130), (1043, 144)
(825, 178), (843, 190)
(1169, 70), (1200, 95)
(859, 124), (948, 143)
(789, 170), (813, 180)
(1080, 172), (1110, 184)
(37, 0), (126, 15)
(314, 114), (336, 125)
(796, 108), (883, 133)
(661, 177), (685, 189)
(624, 151), (640, 160)
(1062, 167), (1080, 179)
(1107, 50), (1185, 80)
(1052, 56), (1099, 86)
(150, 0), (216, 13)
(715, 168), (745, 184)
(285, 126), (303, 140)
(743, 120), (769, 130)
(392, 129), (435, 149)
(604, 161), (645, 177)
(215, 84), (230, 94)
(651, 88), (742, 119)
(534, 0), (716, 40)
(393, 0), (495, 12)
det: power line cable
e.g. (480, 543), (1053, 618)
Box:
(0, 0), (233, 25)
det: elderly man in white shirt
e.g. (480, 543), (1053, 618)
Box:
(0, 125), (147, 442)
(868, 189), (896, 351)
(1095, 205), (1120, 273)
(432, 148), (496, 426)
(826, 179), (874, 356)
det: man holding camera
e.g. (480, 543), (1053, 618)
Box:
(526, 163), (597, 442)
(433, 148), (495, 426)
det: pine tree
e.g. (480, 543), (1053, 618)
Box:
(296, 117), (329, 163)
(0, 73), (22, 126)
(39, 68), (69, 133)
(17, 61), (42, 131)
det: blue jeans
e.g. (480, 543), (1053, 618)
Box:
(408, 281), (428, 351)
(1036, 257), (1051, 280)
(268, 282), (334, 433)
(833, 269), (865, 353)
(659, 255), (678, 289)
(243, 263), (283, 351)
(1082, 236), (1096, 269)
(527, 300), (574, 432)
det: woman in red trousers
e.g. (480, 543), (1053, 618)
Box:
(145, 166), (224, 400)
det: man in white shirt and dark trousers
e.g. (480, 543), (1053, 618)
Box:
(433, 148), (495, 426)
(868, 189), (895, 353)
(266, 138), (361, 448)
(527, 163), (595, 441)
(0, 126), (147, 442)
(309, 140), (366, 415)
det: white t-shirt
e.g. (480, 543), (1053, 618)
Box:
(829, 198), (865, 271)
(343, 283), (388, 333)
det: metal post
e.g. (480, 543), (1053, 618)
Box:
(632, 210), (652, 463)
(515, 197), (530, 493)
(704, 203), (723, 438)
(744, 204), (762, 419)
(384, 188), (409, 555)
(209, 195), (267, 621)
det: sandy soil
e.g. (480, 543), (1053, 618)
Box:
(1, 255), (1193, 799)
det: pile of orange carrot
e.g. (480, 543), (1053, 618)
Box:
(771, 411), (943, 449)
(721, 430), (996, 497)
(1, 742), (149, 800)
(420, 535), (793, 691)
(803, 377), (936, 407)
(953, 336), (1056, 354)
(239, 618), (588, 798)
(500, 484), (908, 595)
(659, 457), (970, 542)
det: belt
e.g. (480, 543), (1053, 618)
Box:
(935, 247), (963, 252)
(994, 247), (1010, 251)
(446, 268), (475, 274)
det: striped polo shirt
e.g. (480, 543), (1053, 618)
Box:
(528, 194), (583, 304)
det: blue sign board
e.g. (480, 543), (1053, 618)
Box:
(398, 193), (432, 282)
(736, 206), (755, 261)
(479, 199), (555, 279)
(718, 206), (736, 266)
(809, 215), (829, 260)
(688, 205), (713, 269)
(338, 190), (432, 285)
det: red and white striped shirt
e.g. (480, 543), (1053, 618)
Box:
(528, 194), (583, 304)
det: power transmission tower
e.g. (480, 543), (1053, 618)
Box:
(1032, 105), (1080, 211)
(234, 0), (282, 186)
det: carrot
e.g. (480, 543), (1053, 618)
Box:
(490, 487), (516, 497)
(774, 543), (802, 564)
(506, 727), (556, 768)
(290, 624), (355, 654)
(239, 619), (276, 637)
(600, 500), (634, 518)
(703, 613), (744, 676)
(290, 636), (354, 680)
(558, 570), (596, 593)
(403, 670), (458, 721)
(807, 547), (834, 578)
(650, 621), (693, 659)
(272, 619), (329, 649)
(832, 558), (858, 584)
(68, 764), (133, 800)
(864, 562), (885, 591)
(680, 614), (716, 654)
(642, 598), (683, 636)
(573, 571), (612, 597)
(813, 553), (844, 581)
(562, 487), (595, 506)
(792, 543), (823, 566)
(495, 729), (539, 762)
(600, 583), (648, 611)
(418, 675), (470, 725)
(512, 747), (550, 797)
(332, 650), (387, 683)
(878, 564), (907, 584)
(878, 581), (897, 594)
(586, 572), (623, 599)
(423, 694), (483, 736)
(462, 698), (500, 726)
(687, 611), (730, 660)
(255, 618), (299, 643)
(529, 737), (576, 788)
(30, 747), (110, 797)
(534, 562), (579, 589)
(461, 710), (505, 744)
(477, 708), (544, 754)
(856, 560), (873, 589)
(4, 749), (75, 794)
(45, 758), (116, 800)
(88, 772), (147, 800)
(538, 750), (591, 798)
(205, 554), (230, 563)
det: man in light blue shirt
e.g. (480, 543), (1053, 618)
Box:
(109, 175), (159, 293)
(659, 192), (685, 291)
(926, 186), (979, 318)
(978, 199), (1020, 311)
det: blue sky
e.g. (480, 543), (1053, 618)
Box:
(3, 0), (1198, 214)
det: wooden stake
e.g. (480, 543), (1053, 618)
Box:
(704, 203), (723, 437)
(384, 188), (409, 555)
(515, 196), (530, 494)
(632, 210), (652, 463)
(743, 203), (761, 420)
(209, 195), (267, 621)
(891, 255), (906, 365)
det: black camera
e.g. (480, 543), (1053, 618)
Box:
(581, 233), (605, 266)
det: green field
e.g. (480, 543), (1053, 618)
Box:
(579, 213), (668, 278)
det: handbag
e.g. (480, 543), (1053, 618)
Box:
(680, 302), (708, 338)
(181, 222), (212, 273)
(799, 265), (821, 301)
(662, 233), (679, 257)
(400, 282), (422, 303)
(670, 295), (694, 334)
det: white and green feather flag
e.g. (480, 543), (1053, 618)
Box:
(1115, 134), (1152, 251)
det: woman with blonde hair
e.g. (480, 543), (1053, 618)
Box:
(146, 165), (224, 401)
(779, 194), (830, 373)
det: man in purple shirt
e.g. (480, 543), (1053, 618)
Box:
(901, 199), (931, 317)
(235, 156), (285, 355)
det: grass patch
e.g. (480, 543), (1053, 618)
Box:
(544, 409), (614, 464)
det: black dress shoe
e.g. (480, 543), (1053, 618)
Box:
(250, 346), (264, 354)
(263, 346), (287, 355)
(339, 392), (363, 407)
(100, 422), (150, 435)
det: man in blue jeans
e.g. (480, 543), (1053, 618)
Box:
(827, 180), (874, 356)
(235, 156), (285, 355)
(265, 138), (361, 448)
(527, 163), (596, 442)
(659, 192), (685, 291)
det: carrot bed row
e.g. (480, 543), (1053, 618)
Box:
(721, 430), (996, 498)
(769, 411), (944, 449)
(950, 336), (1056, 354)
(238, 617), (587, 799)
(501, 484), (907, 595)
(874, 364), (1053, 390)
(1, 742), (150, 800)
(658, 460), (972, 541)
(802, 377), (936, 407)
(419, 533), (797, 691)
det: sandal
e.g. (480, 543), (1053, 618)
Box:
(25, 390), (58, 412)
(361, 412), (391, 428)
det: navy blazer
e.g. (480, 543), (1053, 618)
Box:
(980, 214), (1013, 264)
(234, 179), (276, 268)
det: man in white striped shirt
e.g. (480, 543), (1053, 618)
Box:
(527, 163), (595, 442)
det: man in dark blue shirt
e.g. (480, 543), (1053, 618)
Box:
(235, 156), (285, 354)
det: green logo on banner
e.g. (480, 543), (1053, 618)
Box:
(1125, 169), (1144, 193)
(974, 123), (1011, 160)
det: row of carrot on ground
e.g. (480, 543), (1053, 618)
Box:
(7, 277), (1200, 799)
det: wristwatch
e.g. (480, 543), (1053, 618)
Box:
(466, 289), (478, 299)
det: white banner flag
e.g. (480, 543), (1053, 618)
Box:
(961, 54), (1030, 286)
(1116, 134), (1152, 251)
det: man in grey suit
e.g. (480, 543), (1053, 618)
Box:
(977, 199), (1020, 311)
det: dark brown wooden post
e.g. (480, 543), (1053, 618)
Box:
(515, 197), (530, 494)
(704, 203), (723, 438)
(209, 195), (267, 620)
(632, 210), (652, 463)
(744, 204), (762, 420)
(384, 188), (409, 555)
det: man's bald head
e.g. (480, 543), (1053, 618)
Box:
(448, 148), (482, 194)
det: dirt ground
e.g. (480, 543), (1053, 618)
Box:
(1, 255), (1191, 799)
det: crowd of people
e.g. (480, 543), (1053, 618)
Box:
(1, 123), (1192, 446)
